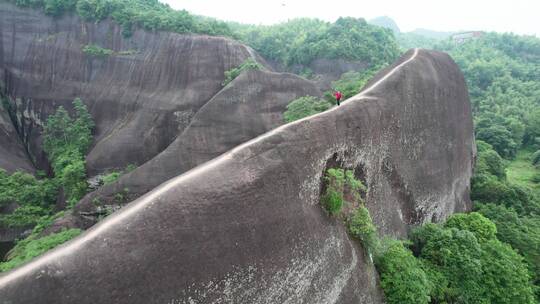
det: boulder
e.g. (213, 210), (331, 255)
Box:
(0, 49), (475, 303)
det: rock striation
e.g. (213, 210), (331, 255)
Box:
(74, 69), (321, 226)
(0, 2), (283, 175)
(0, 48), (475, 303)
(0, 105), (33, 173)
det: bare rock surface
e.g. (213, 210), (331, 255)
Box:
(0, 2), (264, 174)
(0, 49), (475, 303)
(75, 69), (322, 225)
(0, 105), (33, 173)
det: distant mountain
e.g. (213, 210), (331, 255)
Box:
(369, 16), (400, 33)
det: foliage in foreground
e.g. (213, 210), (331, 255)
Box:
(376, 239), (431, 304)
(375, 213), (536, 304)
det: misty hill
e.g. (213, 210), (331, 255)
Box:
(368, 16), (456, 50)
(410, 28), (454, 39)
(369, 16), (400, 33)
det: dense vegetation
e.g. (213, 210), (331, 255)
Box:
(5, 0), (235, 37)
(0, 98), (93, 231)
(0, 170), (57, 227)
(321, 166), (536, 303)
(437, 33), (540, 300)
(232, 17), (400, 67)
(283, 96), (332, 123)
(305, 26), (540, 302)
(0, 98), (94, 271)
(43, 98), (94, 206)
(378, 213), (536, 304)
(434, 34), (540, 159)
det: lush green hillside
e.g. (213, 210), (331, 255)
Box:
(4, 0), (235, 37)
(396, 31), (540, 302)
(231, 17), (400, 67)
(435, 33), (540, 157)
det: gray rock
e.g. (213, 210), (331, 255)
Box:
(0, 2), (262, 174)
(0, 104), (33, 173)
(74, 69), (322, 226)
(0, 49), (475, 303)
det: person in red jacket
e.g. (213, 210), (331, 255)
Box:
(333, 90), (342, 106)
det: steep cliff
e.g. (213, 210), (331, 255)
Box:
(0, 48), (475, 303)
(74, 69), (321, 226)
(0, 2), (282, 175)
(0, 104), (33, 173)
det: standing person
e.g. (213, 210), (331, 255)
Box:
(333, 90), (342, 106)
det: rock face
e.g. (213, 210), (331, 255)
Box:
(0, 105), (33, 173)
(75, 69), (321, 226)
(0, 2), (276, 174)
(0, 48), (475, 303)
(0, 2), (322, 214)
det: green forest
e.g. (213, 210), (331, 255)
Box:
(1, 0), (540, 302)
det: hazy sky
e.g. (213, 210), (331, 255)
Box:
(162, 0), (539, 36)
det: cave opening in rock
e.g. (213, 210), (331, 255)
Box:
(319, 152), (368, 217)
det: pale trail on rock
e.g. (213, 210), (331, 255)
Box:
(0, 48), (420, 286)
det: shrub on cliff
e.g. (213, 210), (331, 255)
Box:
(283, 96), (332, 123)
(82, 44), (114, 57)
(348, 206), (378, 254)
(322, 168), (345, 214)
(0, 170), (57, 210)
(222, 59), (261, 86)
(43, 98), (94, 205)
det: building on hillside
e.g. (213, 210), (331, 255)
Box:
(451, 31), (484, 44)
